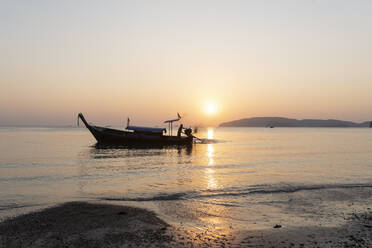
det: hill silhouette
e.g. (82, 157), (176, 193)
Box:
(219, 117), (371, 128)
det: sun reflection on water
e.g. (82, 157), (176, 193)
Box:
(205, 128), (217, 190)
(206, 168), (217, 189)
(207, 128), (214, 139)
(207, 144), (214, 165)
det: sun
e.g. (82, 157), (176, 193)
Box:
(204, 102), (217, 115)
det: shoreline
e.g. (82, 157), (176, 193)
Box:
(1, 202), (372, 247)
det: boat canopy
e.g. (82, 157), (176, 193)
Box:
(164, 112), (181, 123)
(126, 125), (166, 134)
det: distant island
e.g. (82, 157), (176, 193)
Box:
(219, 117), (372, 128)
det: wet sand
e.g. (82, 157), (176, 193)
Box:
(1, 202), (371, 248)
(0, 202), (171, 248)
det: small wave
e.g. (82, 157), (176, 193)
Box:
(196, 183), (372, 199)
(101, 192), (187, 202)
(98, 183), (372, 203)
(194, 138), (225, 144)
(0, 203), (43, 211)
(0, 175), (50, 182)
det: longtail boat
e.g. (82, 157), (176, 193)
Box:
(77, 113), (193, 146)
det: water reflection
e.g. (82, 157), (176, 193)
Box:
(207, 144), (214, 165)
(177, 145), (193, 156)
(207, 128), (214, 139)
(89, 144), (193, 159)
(89, 147), (166, 159)
(206, 168), (217, 189)
(205, 128), (217, 189)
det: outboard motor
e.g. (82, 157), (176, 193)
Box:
(184, 128), (193, 137)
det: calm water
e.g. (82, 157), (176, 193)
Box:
(1, 127), (372, 231)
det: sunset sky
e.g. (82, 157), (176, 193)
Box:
(1, 0), (372, 126)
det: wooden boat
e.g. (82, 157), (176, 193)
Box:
(78, 113), (193, 146)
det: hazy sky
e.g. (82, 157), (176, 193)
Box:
(1, 0), (372, 126)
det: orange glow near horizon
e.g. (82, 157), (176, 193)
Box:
(1, 1), (372, 126)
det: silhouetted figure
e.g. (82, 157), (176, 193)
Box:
(370, 121), (372, 128)
(177, 124), (184, 138)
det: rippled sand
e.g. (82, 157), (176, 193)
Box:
(1, 201), (372, 248)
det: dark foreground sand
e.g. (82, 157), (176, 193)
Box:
(0, 202), (371, 248)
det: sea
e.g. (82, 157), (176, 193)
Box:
(1, 127), (372, 232)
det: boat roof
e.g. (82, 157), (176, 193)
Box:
(126, 125), (166, 134)
(164, 118), (180, 123)
(164, 113), (181, 123)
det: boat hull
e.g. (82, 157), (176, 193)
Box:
(88, 125), (193, 147)
(78, 113), (193, 147)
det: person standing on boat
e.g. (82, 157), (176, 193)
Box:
(177, 124), (184, 138)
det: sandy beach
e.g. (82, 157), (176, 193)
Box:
(1, 201), (371, 248)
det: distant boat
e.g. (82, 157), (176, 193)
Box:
(78, 113), (193, 146)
